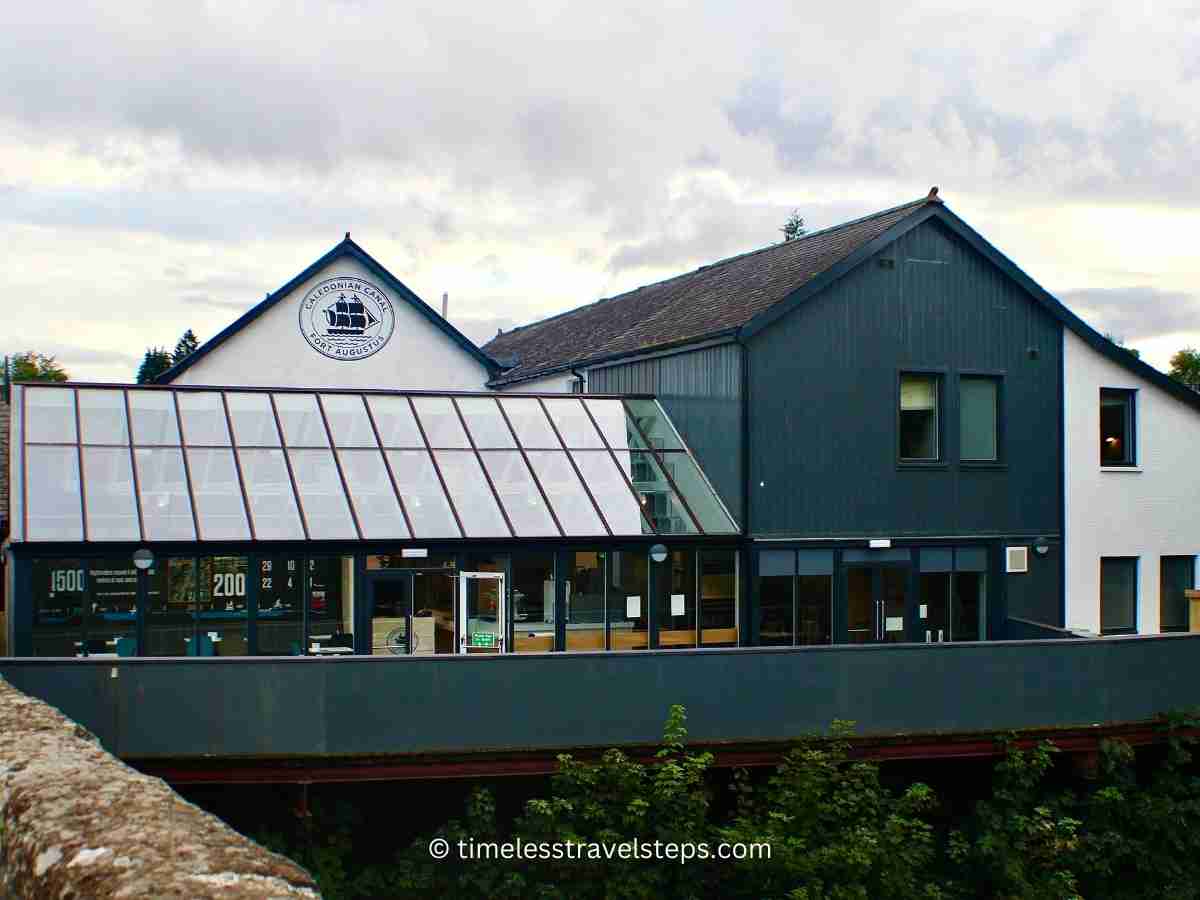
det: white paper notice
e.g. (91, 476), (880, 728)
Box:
(626, 595), (641, 618)
(919, 604), (928, 619)
(885, 617), (904, 632)
(671, 593), (686, 616)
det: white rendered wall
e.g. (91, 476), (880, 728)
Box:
(1064, 328), (1200, 633)
(174, 256), (491, 391)
(494, 371), (581, 393)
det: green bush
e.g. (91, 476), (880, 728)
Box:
(256, 708), (1200, 899)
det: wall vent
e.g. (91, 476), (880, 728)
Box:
(1006, 546), (1029, 573)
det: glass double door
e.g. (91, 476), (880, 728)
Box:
(846, 566), (908, 643)
(367, 572), (505, 656)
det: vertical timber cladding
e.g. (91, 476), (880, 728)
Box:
(589, 343), (744, 522)
(746, 218), (1062, 540)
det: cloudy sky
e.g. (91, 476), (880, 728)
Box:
(3, 0), (1199, 380)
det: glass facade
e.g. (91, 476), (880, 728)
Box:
(15, 387), (735, 545)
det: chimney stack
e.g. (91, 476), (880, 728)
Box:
(441, 292), (449, 318)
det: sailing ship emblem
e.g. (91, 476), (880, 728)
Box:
(322, 293), (380, 336)
(299, 276), (396, 361)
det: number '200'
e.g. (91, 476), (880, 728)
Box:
(213, 573), (246, 597)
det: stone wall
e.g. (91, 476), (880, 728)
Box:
(0, 676), (320, 899)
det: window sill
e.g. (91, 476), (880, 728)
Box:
(1100, 466), (1142, 473)
(896, 461), (949, 470)
(960, 461), (1008, 470)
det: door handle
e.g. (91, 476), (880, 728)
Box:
(938, 629), (944, 642)
(925, 630), (931, 643)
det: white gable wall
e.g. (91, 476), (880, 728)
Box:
(174, 256), (491, 390)
(1064, 328), (1200, 633)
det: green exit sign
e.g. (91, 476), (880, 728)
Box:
(470, 631), (497, 648)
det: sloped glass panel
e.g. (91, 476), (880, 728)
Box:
(569, 450), (649, 535)
(479, 450), (558, 537)
(499, 398), (560, 447)
(622, 398), (684, 451)
(237, 448), (304, 539)
(338, 449), (409, 539)
(78, 390), (129, 445)
(627, 451), (699, 534)
(367, 396), (425, 448)
(385, 450), (461, 538)
(656, 453), (737, 533)
(227, 393), (280, 446)
(433, 450), (510, 537)
(185, 448), (251, 541)
(412, 397), (470, 448)
(177, 392), (231, 446)
(542, 398), (604, 448)
(525, 450), (605, 536)
(583, 399), (632, 451)
(26, 446), (83, 540)
(274, 394), (329, 447)
(321, 394), (378, 448)
(25, 387), (76, 443)
(134, 448), (196, 541)
(129, 392), (180, 445)
(456, 397), (516, 448)
(82, 447), (140, 540)
(288, 448), (357, 539)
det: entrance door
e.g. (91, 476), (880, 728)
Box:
(846, 567), (908, 643)
(368, 576), (412, 655)
(459, 572), (505, 654)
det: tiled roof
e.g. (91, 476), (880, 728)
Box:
(484, 195), (933, 385)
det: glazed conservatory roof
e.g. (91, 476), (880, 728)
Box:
(9, 384), (738, 543)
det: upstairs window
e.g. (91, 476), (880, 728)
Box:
(1100, 389), (1136, 466)
(899, 374), (939, 461)
(960, 376), (1000, 462)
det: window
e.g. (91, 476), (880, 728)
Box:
(607, 550), (649, 650)
(960, 376), (999, 461)
(1101, 557), (1138, 634)
(655, 550), (697, 649)
(900, 374), (939, 461)
(512, 552), (555, 653)
(756, 550), (831, 646)
(566, 551), (606, 651)
(1100, 389), (1136, 466)
(1160, 556), (1196, 633)
(699, 550), (738, 646)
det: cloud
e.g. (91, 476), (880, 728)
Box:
(1057, 286), (1200, 342)
(2, 1), (1200, 380)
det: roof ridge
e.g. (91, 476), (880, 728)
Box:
(486, 195), (931, 346)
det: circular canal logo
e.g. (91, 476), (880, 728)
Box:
(298, 276), (395, 361)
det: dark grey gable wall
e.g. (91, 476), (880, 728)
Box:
(588, 343), (744, 522)
(746, 218), (1062, 539)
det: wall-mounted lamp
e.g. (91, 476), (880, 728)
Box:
(649, 544), (669, 564)
(1033, 537), (1050, 557)
(132, 548), (155, 571)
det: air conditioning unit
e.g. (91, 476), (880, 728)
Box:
(1006, 546), (1029, 573)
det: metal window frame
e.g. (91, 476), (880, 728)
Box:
(15, 384), (731, 546)
(577, 400), (660, 535)
(450, 397), (515, 538)
(360, 397), (416, 539)
(619, 399), (704, 534)
(536, 398), (613, 537)
(494, 398), (564, 537)
(406, 396), (466, 537)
